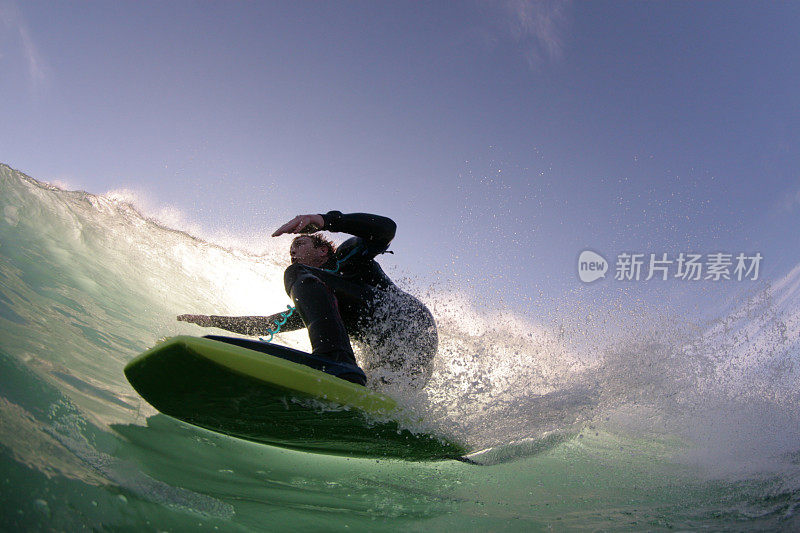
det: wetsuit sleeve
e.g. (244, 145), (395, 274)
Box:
(320, 211), (396, 253)
(207, 312), (304, 336)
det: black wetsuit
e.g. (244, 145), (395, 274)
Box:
(206, 212), (438, 388)
(282, 211), (438, 389)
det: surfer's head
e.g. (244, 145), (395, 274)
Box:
(290, 235), (334, 267)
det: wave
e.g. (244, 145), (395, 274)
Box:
(2, 162), (799, 475)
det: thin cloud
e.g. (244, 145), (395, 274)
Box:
(0, 0), (50, 89)
(503, 0), (571, 68)
(777, 188), (800, 213)
(17, 21), (47, 86)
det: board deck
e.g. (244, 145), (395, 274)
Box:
(124, 335), (467, 460)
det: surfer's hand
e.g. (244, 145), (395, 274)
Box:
(272, 214), (325, 237)
(177, 314), (212, 327)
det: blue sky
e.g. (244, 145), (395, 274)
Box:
(2, 1), (799, 320)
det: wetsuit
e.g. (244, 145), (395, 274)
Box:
(207, 212), (438, 389)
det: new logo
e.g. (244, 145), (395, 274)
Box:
(578, 250), (608, 283)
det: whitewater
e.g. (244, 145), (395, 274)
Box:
(2, 162), (800, 531)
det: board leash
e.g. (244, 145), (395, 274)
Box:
(259, 305), (295, 342)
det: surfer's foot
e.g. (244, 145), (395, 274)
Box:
(337, 372), (367, 386)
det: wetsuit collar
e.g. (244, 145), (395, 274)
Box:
(322, 256), (338, 271)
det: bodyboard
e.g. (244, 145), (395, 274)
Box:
(124, 335), (467, 460)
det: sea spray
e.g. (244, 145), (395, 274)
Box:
(3, 163), (800, 530)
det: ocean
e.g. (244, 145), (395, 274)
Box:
(2, 163), (799, 531)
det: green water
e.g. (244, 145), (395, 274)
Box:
(2, 163), (799, 531)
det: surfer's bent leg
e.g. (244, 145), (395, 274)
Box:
(284, 264), (364, 383)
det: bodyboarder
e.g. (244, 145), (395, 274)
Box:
(178, 211), (438, 389)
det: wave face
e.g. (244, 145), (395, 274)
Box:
(2, 163), (800, 530)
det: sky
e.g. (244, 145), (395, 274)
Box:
(2, 0), (800, 323)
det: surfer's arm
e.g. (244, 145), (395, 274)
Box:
(321, 211), (396, 254)
(271, 214), (325, 237)
(177, 313), (304, 336)
(272, 212), (396, 245)
(271, 211), (396, 257)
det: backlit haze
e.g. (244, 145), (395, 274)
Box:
(2, 0), (799, 324)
